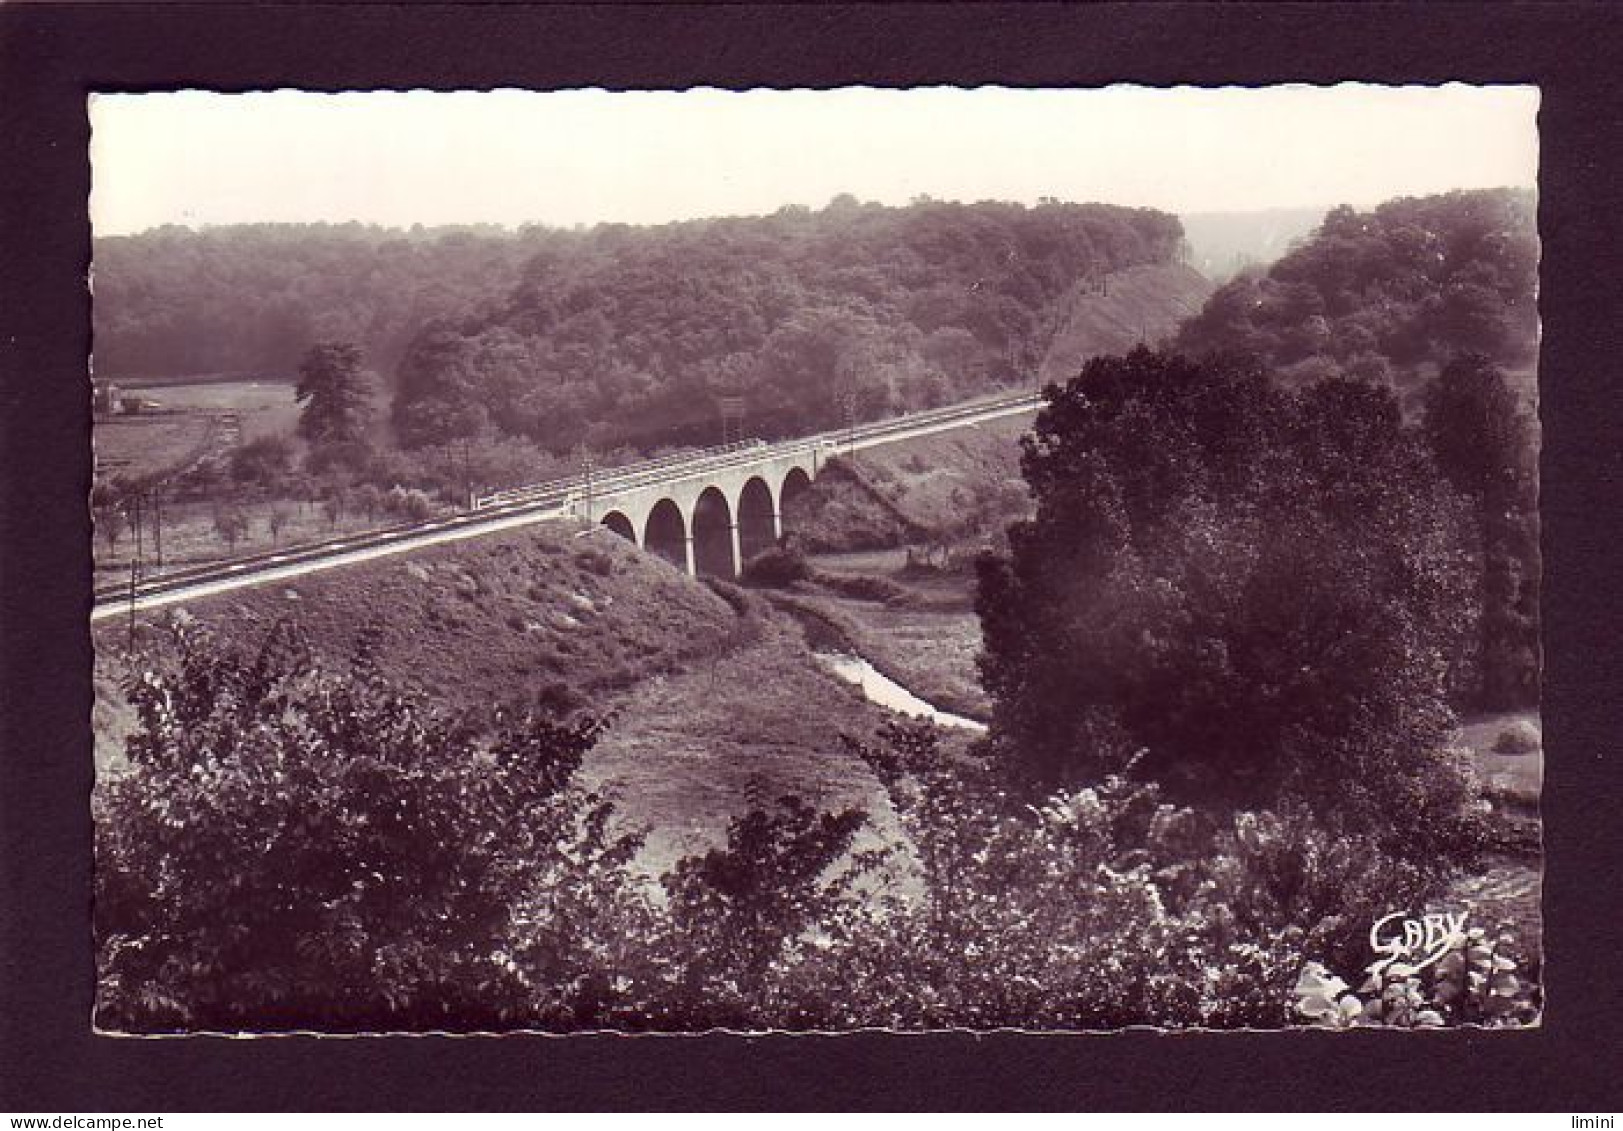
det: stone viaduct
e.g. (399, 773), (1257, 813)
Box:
(569, 442), (831, 579)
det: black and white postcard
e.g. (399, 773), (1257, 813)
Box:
(85, 84), (1546, 1036)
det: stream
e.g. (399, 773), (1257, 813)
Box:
(815, 652), (988, 733)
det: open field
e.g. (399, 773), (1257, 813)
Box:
(1461, 711), (1544, 804)
(94, 379), (300, 482)
(92, 413), (216, 481)
(93, 494), (412, 581)
(137, 378), (301, 431)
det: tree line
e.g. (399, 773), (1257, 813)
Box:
(1175, 188), (1538, 404)
(93, 222), (541, 381)
(94, 199), (1184, 454)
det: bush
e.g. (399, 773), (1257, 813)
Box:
(95, 618), (644, 1033)
(95, 627), (1519, 1033)
(229, 435), (294, 486)
(211, 504), (249, 552)
(1492, 719), (1541, 755)
(651, 796), (873, 1029)
(821, 723), (1458, 1029)
(383, 484), (436, 521)
(1295, 922), (1540, 1029)
(812, 570), (908, 604)
(702, 577), (753, 617)
(741, 544), (811, 587)
(264, 503), (293, 542)
(574, 546), (615, 577)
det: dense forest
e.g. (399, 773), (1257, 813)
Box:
(93, 222), (542, 380)
(1175, 189), (1538, 409)
(94, 199), (1186, 450)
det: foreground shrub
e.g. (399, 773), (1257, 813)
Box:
(1492, 719), (1541, 755)
(1296, 922), (1540, 1028)
(741, 544), (810, 587)
(827, 723), (1458, 1029)
(812, 570), (909, 604)
(649, 796), (877, 1030)
(97, 625), (1516, 1033)
(95, 617), (644, 1033)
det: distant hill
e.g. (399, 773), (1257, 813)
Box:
(1039, 262), (1214, 384)
(94, 200), (1194, 454)
(390, 199), (1187, 452)
(92, 223), (543, 381)
(1175, 189), (1538, 412)
(1180, 207), (1328, 282)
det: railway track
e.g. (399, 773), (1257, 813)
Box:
(93, 390), (1044, 618)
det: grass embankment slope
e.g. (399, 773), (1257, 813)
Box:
(1037, 262), (1215, 385)
(788, 415), (1031, 552)
(93, 519), (904, 875)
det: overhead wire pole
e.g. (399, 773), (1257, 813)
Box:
(839, 387), (859, 458)
(583, 451), (595, 523)
(151, 489), (163, 570)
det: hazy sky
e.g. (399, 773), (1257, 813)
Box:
(89, 85), (1539, 236)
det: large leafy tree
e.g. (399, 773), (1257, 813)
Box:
(1423, 353), (1540, 708)
(294, 340), (376, 451)
(976, 348), (1479, 849)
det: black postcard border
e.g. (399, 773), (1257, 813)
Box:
(2, 1), (1620, 1112)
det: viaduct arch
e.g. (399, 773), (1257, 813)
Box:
(576, 446), (823, 579)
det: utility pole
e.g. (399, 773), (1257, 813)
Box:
(150, 490), (163, 570)
(460, 434), (474, 511)
(130, 493), (143, 569)
(127, 560), (137, 653)
(583, 451), (595, 523)
(837, 387), (859, 458)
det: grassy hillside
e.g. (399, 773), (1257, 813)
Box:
(1037, 262), (1215, 385)
(581, 617), (904, 877)
(92, 518), (920, 878)
(94, 522), (741, 757)
(786, 415), (1033, 552)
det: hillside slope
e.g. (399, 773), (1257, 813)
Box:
(94, 521), (741, 729)
(786, 415), (1033, 553)
(1037, 262), (1215, 385)
(391, 199), (1185, 452)
(91, 518), (907, 874)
